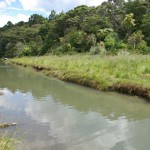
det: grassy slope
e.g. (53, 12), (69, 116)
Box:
(10, 54), (150, 99)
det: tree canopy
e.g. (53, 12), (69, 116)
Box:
(0, 0), (149, 57)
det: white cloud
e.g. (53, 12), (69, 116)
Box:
(19, 0), (105, 14)
(0, 1), (7, 9)
(0, 13), (29, 27)
(87, 0), (103, 6)
(0, 0), (16, 9)
(5, 0), (16, 5)
(0, 0), (105, 27)
(19, 0), (38, 10)
(0, 0), (27, 27)
(16, 13), (29, 21)
(7, 6), (23, 11)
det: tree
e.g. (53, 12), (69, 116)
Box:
(81, 15), (110, 33)
(122, 13), (135, 36)
(141, 9), (150, 45)
(16, 21), (25, 26)
(0, 1), (149, 57)
(29, 14), (46, 26)
(127, 31), (149, 54)
(104, 33), (117, 51)
(49, 10), (57, 21)
(7, 21), (13, 27)
(3, 21), (13, 29)
(96, 28), (114, 41)
(125, 0), (149, 28)
(66, 16), (80, 29)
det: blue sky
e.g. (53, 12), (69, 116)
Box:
(0, 0), (105, 27)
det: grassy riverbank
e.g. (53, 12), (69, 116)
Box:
(0, 135), (17, 150)
(0, 130), (20, 150)
(10, 54), (150, 100)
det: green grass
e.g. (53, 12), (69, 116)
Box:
(0, 134), (18, 150)
(0, 138), (15, 150)
(10, 54), (150, 99)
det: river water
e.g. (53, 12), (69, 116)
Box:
(0, 63), (150, 150)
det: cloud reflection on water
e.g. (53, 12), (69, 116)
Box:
(0, 88), (139, 150)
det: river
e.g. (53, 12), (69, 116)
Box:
(0, 63), (150, 150)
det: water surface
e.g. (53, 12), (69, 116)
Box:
(0, 63), (150, 150)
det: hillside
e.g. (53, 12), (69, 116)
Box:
(0, 0), (150, 57)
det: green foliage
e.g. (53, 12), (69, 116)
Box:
(136, 40), (150, 54)
(19, 39), (42, 56)
(0, 0), (149, 57)
(141, 12), (150, 45)
(52, 43), (76, 55)
(0, 132), (19, 150)
(116, 40), (127, 49)
(104, 33), (116, 51)
(96, 28), (114, 41)
(90, 42), (106, 55)
(86, 34), (97, 50)
(29, 14), (46, 26)
(128, 31), (143, 48)
(66, 16), (80, 29)
(0, 137), (16, 150)
(81, 15), (110, 33)
(11, 54), (150, 99)
(123, 13), (135, 29)
(122, 13), (135, 35)
(6, 21), (13, 28)
(127, 31), (149, 53)
(49, 10), (57, 21)
(20, 45), (32, 56)
(63, 30), (88, 52)
(125, 0), (149, 28)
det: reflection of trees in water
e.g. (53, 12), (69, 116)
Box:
(0, 65), (150, 120)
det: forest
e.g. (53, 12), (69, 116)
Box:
(0, 0), (150, 57)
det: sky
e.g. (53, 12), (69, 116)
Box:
(0, 0), (105, 27)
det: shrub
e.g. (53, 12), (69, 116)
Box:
(90, 42), (106, 55)
(117, 50), (130, 56)
(116, 41), (127, 49)
(20, 45), (32, 56)
(127, 31), (143, 49)
(137, 40), (150, 54)
(69, 30), (87, 52)
(127, 31), (150, 54)
(104, 33), (115, 51)
(86, 34), (96, 50)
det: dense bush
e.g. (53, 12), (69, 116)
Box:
(0, 0), (149, 57)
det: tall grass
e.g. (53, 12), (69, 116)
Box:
(0, 137), (16, 150)
(0, 131), (18, 150)
(10, 54), (150, 99)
